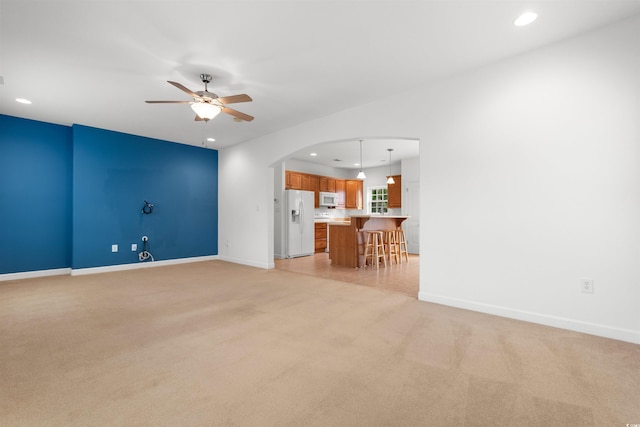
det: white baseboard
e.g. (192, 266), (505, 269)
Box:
(0, 268), (72, 282)
(218, 255), (274, 269)
(418, 292), (640, 345)
(1, 255), (270, 281)
(70, 255), (219, 276)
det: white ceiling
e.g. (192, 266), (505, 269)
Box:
(2, 0), (640, 167)
(289, 137), (420, 171)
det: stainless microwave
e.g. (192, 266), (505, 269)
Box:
(319, 192), (338, 207)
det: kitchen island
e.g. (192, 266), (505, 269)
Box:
(328, 215), (409, 268)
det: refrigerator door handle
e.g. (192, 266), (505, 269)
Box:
(299, 200), (304, 233)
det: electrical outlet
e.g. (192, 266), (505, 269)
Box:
(131, 244), (137, 251)
(111, 244), (118, 253)
(581, 279), (594, 294)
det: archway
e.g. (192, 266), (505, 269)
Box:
(272, 137), (420, 297)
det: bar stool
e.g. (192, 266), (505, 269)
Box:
(396, 228), (409, 263)
(382, 229), (400, 265)
(363, 230), (386, 269)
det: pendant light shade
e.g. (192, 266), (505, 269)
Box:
(357, 140), (366, 179)
(191, 102), (222, 120)
(386, 148), (395, 184)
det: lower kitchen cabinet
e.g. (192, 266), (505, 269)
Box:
(314, 222), (327, 253)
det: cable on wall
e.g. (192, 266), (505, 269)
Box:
(138, 236), (155, 262)
(141, 200), (154, 214)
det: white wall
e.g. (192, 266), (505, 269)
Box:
(219, 145), (275, 268)
(273, 162), (285, 259)
(401, 157), (419, 183)
(418, 17), (640, 344)
(219, 15), (640, 343)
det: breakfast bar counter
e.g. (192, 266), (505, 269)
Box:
(328, 215), (409, 268)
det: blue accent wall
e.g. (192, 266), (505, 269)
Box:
(0, 114), (218, 274)
(0, 115), (72, 274)
(72, 125), (218, 269)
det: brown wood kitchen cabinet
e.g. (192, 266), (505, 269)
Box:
(335, 179), (346, 208)
(309, 175), (320, 207)
(286, 171), (359, 210)
(387, 175), (402, 208)
(285, 170), (318, 193)
(345, 180), (363, 209)
(286, 171), (303, 189)
(300, 174), (311, 191)
(314, 222), (327, 252)
(319, 177), (336, 192)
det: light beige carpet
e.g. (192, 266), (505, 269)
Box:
(1, 261), (638, 426)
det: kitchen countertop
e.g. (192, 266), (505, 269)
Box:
(315, 218), (350, 224)
(349, 215), (409, 219)
(327, 220), (351, 226)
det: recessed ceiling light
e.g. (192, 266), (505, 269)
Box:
(206, 137), (215, 142)
(16, 98), (32, 104)
(514, 11), (537, 27)
(354, 163), (360, 166)
(310, 152), (317, 156)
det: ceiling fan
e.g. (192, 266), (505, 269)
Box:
(145, 73), (254, 122)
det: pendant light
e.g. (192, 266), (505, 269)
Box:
(356, 139), (366, 179)
(386, 148), (395, 184)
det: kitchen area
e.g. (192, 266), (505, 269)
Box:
(273, 138), (420, 294)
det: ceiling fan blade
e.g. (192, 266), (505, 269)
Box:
(217, 94), (252, 104)
(194, 115), (204, 121)
(167, 81), (198, 97)
(221, 107), (254, 122)
(145, 100), (192, 104)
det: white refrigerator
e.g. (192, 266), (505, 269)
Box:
(285, 189), (315, 258)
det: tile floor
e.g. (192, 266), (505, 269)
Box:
(274, 252), (419, 297)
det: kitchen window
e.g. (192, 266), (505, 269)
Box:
(369, 186), (388, 214)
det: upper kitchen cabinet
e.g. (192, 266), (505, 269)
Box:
(335, 179), (346, 208)
(301, 173), (311, 190)
(286, 171), (317, 193)
(286, 171), (302, 189)
(285, 170), (362, 210)
(387, 175), (402, 208)
(310, 175), (320, 207)
(345, 180), (363, 209)
(319, 177), (336, 192)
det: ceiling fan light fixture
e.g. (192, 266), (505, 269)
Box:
(147, 76), (254, 122)
(191, 101), (221, 120)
